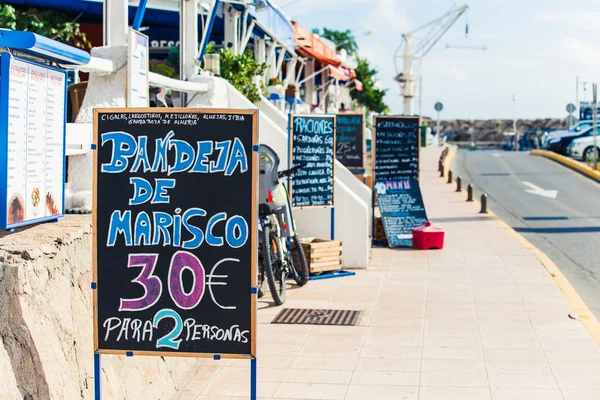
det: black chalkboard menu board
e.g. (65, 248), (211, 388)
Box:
(373, 116), (420, 182)
(374, 178), (428, 247)
(289, 114), (335, 208)
(335, 113), (364, 169)
(93, 108), (258, 358)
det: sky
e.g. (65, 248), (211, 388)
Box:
(279, 0), (600, 120)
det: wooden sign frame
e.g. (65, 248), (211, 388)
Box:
(335, 113), (365, 170)
(92, 108), (258, 359)
(288, 113), (336, 209)
(372, 115), (421, 185)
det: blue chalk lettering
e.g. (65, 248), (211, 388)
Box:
(101, 132), (137, 173)
(152, 131), (174, 172)
(226, 215), (248, 248)
(152, 212), (173, 246)
(182, 208), (206, 249)
(107, 210), (132, 246)
(129, 177), (153, 206)
(191, 141), (213, 173)
(169, 140), (195, 175)
(210, 140), (231, 173)
(152, 179), (176, 204)
(173, 212), (182, 247)
(130, 136), (152, 173)
(134, 212), (152, 246)
(225, 138), (248, 176)
(206, 212), (226, 246)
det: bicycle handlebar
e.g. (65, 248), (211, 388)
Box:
(278, 164), (305, 179)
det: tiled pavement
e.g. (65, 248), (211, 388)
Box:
(178, 147), (600, 400)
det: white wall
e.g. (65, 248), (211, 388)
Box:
(257, 96), (371, 269)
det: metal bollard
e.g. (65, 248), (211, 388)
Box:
(467, 184), (474, 201)
(440, 165), (444, 177)
(447, 170), (452, 184)
(456, 176), (462, 192)
(480, 194), (488, 213)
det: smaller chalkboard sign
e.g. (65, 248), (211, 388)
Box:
(374, 178), (428, 247)
(289, 114), (336, 208)
(335, 113), (364, 169)
(373, 116), (420, 182)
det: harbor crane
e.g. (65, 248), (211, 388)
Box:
(394, 4), (468, 115)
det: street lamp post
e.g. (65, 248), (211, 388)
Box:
(593, 83), (598, 170)
(513, 95), (518, 152)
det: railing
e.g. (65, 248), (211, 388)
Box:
(66, 55), (210, 156)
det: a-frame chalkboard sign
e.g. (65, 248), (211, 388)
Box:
(92, 108), (259, 399)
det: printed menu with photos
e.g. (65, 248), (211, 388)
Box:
(2, 55), (66, 228)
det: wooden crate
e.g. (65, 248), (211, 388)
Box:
(298, 238), (343, 274)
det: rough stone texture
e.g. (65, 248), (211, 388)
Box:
(0, 216), (198, 399)
(423, 118), (566, 142)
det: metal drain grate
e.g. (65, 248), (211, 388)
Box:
(271, 308), (361, 326)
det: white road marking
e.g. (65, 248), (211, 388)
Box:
(522, 181), (558, 199)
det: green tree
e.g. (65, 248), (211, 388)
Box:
(312, 28), (358, 56)
(218, 48), (268, 103)
(351, 57), (388, 114)
(0, 4), (91, 49)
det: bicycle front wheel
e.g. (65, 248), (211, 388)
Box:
(288, 235), (309, 286)
(261, 224), (286, 305)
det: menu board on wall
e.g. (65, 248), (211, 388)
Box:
(127, 28), (149, 107)
(94, 108), (258, 358)
(289, 114), (335, 208)
(373, 115), (420, 182)
(0, 54), (66, 229)
(374, 178), (428, 248)
(335, 113), (364, 169)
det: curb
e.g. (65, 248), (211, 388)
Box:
(444, 147), (600, 345)
(531, 149), (600, 182)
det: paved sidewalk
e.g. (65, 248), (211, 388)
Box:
(178, 147), (600, 400)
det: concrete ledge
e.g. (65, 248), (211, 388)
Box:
(531, 149), (600, 183)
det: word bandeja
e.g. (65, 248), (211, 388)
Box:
(101, 131), (248, 176)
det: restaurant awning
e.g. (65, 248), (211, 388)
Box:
(328, 65), (347, 81)
(292, 21), (340, 67)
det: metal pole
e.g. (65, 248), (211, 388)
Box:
(250, 358), (257, 400)
(513, 95), (518, 151)
(436, 110), (441, 147)
(419, 76), (423, 116)
(199, 0), (221, 63)
(576, 76), (579, 120)
(94, 354), (101, 400)
(593, 83), (598, 170)
(132, 0), (149, 31)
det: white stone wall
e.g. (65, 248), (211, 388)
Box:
(0, 216), (199, 400)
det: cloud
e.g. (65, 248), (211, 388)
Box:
(365, 0), (411, 29)
(534, 11), (600, 31)
(559, 37), (600, 67)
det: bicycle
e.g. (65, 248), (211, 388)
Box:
(257, 144), (309, 305)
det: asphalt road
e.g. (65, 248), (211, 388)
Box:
(451, 149), (600, 318)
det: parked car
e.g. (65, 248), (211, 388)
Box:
(546, 125), (600, 155)
(566, 135), (600, 161)
(542, 120), (593, 147)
